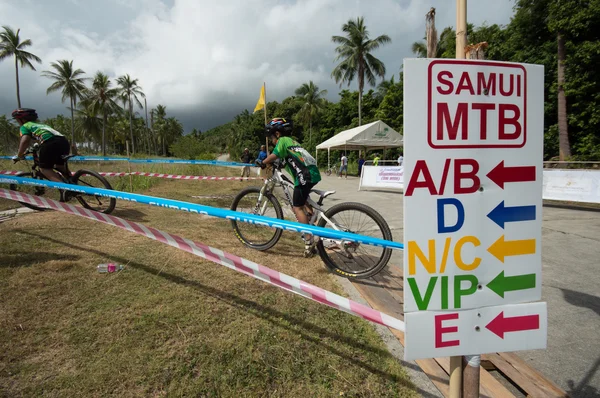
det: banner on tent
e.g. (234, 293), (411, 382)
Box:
(359, 166), (404, 191)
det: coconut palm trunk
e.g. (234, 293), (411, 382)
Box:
(128, 94), (135, 155)
(14, 56), (21, 108)
(70, 95), (76, 152)
(358, 61), (365, 126)
(102, 111), (107, 156)
(557, 32), (571, 160)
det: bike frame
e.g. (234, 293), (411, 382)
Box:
(258, 165), (342, 236)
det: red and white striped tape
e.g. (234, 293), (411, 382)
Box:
(0, 170), (262, 180)
(0, 188), (405, 333)
(130, 172), (263, 180)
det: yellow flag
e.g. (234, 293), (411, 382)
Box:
(253, 85), (265, 113)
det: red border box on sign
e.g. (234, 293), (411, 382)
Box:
(427, 60), (528, 149)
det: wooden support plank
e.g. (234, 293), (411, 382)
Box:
(351, 278), (404, 320)
(495, 352), (568, 397)
(371, 270), (404, 304)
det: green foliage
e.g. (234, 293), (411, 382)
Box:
(170, 134), (215, 160)
(0, 115), (19, 154)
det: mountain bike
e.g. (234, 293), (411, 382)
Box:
(9, 144), (116, 214)
(230, 160), (393, 279)
(324, 163), (337, 176)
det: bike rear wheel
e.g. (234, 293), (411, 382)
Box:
(316, 202), (393, 279)
(230, 186), (283, 251)
(72, 169), (117, 214)
(8, 172), (62, 211)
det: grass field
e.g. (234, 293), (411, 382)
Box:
(0, 161), (417, 397)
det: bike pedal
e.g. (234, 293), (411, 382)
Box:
(303, 245), (317, 258)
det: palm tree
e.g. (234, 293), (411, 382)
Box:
(152, 104), (168, 155)
(82, 72), (121, 155)
(0, 26), (42, 108)
(116, 74), (145, 155)
(375, 75), (396, 100)
(331, 17), (391, 126)
(42, 60), (88, 151)
(75, 105), (102, 151)
(295, 81), (328, 151)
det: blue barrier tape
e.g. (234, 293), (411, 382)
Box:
(0, 156), (33, 160)
(0, 175), (404, 250)
(0, 155), (253, 167)
(70, 156), (129, 161)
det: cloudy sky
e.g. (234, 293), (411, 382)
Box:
(0, 0), (516, 132)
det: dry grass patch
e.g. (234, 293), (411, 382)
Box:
(0, 176), (417, 397)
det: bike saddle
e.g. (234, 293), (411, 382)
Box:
(311, 189), (336, 205)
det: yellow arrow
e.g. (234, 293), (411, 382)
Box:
(487, 235), (536, 263)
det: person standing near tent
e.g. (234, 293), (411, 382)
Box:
(358, 154), (365, 176)
(257, 145), (268, 162)
(240, 147), (253, 177)
(373, 153), (380, 166)
(339, 153), (348, 179)
(257, 145), (268, 178)
(397, 153), (403, 167)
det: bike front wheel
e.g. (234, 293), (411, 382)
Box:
(9, 172), (62, 211)
(230, 186), (283, 251)
(316, 202), (393, 279)
(72, 169), (116, 214)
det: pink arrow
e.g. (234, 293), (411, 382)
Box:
(486, 311), (540, 339)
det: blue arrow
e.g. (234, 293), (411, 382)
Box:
(487, 201), (536, 229)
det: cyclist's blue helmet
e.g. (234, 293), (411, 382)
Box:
(265, 117), (293, 137)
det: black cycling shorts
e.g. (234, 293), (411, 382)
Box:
(292, 182), (316, 207)
(38, 137), (70, 169)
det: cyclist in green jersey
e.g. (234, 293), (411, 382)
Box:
(259, 118), (322, 254)
(12, 108), (71, 183)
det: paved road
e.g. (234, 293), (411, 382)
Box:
(318, 174), (600, 398)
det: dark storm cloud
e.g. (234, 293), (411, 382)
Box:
(0, 0), (515, 132)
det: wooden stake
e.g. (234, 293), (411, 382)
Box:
(462, 355), (481, 397)
(126, 140), (133, 192)
(263, 82), (269, 153)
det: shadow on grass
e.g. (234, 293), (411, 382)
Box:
(16, 230), (442, 396)
(0, 252), (80, 268)
(109, 208), (148, 222)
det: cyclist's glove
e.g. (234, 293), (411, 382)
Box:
(12, 155), (24, 163)
(255, 159), (266, 169)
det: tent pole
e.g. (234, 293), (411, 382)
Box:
(328, 148), (330, 171)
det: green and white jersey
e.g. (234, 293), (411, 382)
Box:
(273, 136), (321, 187)
(20, 122), (64, 143)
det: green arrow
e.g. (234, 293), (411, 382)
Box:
(486, 271), (536, 298)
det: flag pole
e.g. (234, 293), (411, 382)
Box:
(263, 82), (268, 153)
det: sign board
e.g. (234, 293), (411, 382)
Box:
(403, 59), (547, 360)
(405, 302), (547, 358)
(543, 169), (600, 204)
(359, 166), (404, 191)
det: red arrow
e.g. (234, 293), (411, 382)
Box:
(486, 311), (540, 339)
(487, 161), (536, 189)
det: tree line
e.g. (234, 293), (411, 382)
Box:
(0, 26), (183, 156)
(206, 0), (600, 163)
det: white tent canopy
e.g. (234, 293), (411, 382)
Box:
(316, 120), (403, 151)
